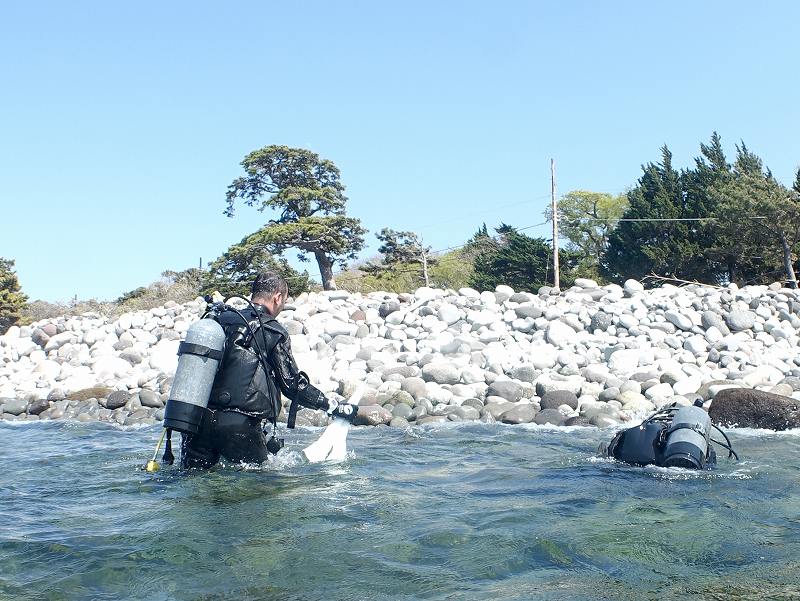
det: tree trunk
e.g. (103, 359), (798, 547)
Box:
(727, 258), (737, 286)
(314, 250), (337, 290)
(421, 253), (430, 287)
(780, 234), (798, 288)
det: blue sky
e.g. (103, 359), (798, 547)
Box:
(2, 1), (798, 301)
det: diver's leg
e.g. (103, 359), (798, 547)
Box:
(180, 410), (221, 469)
(216, 411), (269, 465)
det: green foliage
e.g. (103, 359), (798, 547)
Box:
(114, 269), (202, 313)
(602, 133), (800, 286)
(201, 233), (311, 298)
(0, 258), (28, 333)
(428, 249), (474, 290)
(468, 226), (580, 293)
(603, 145), (713, 283)
(337, 249), (473, 294)
(362, 228), (438, 286)
(544, 190), (628, 282)
(225, 145), (367, 289)
(116, 286), (148, 304)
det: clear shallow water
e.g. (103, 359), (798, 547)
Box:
(1, 421), (799, 601)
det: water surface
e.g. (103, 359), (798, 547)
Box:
(2, 421), (799, 600)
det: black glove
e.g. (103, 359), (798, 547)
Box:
(328, 401), (359, 424)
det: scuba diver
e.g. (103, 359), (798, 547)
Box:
(159, 271), (360, 469)
(599, 401), (738, 469)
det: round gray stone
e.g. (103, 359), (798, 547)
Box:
(27, 398), (50, 415)
(510, 364), (539, 383)
(486, 380), (524, 402)
(533, 408), (566, 426)
(726, 310), (756, 331)
(590, 311), (612, 332)
(401, 377), (428, 400)
(540, 390), (579, 410)
(105, 390), (131, 410)
(392, 403), (414, 419)
(379, 302), (401, 318)
(500, 404), (537, 424)
(421, 363), (461, 385)
(1, 398), (29, 416)
(139, 389), (163, 408)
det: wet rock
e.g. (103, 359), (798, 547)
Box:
(534, 408), (566, 426)
(709, 388), (800, 430)
(139, 389), (163, 408)
(563, 415), (593, 427)
(1, 398), (29, 416)
(105, 390), (131, 410)
(354, 404), (392, 426)
(500, 404), (537, 424)
(391, 403), (414, 420)
(540, 390), (579, 410)
(69, 386), (114, 402)
(416, 415), (448, 425)
(27, 398), (50, 415)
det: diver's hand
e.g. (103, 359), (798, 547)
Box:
(327, 400), (359, 424)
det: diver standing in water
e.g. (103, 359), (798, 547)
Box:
(165, 271), (360, 469)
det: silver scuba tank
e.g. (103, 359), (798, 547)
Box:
(661, 405), (712, 469)
(163, 318), (226, 434)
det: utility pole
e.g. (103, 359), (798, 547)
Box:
(551, 158), (560, 289)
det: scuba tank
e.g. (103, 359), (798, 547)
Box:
(162, 318), (226, 434)
(661, 405), (712, 469)
(600, 401), (738, 469)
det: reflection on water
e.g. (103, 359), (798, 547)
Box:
(1, 421), (799, 601)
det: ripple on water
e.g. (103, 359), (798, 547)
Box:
(1, 420), (799, 600)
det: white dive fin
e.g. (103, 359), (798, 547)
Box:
(302, 384), (365, 463)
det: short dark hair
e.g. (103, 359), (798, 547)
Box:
(251, 271), (288, 298)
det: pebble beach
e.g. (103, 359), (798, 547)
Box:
(2, 278), (800, 430)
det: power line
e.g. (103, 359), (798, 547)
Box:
(572, 216), (768, 223)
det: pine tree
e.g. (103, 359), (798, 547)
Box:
(603, 146), (701, 282)
(469, 227), (580, 292)
(0, 258), (28, 333)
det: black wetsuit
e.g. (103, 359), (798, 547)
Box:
(181, 305), (330, 468)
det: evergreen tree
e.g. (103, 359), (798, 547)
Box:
(225, 146), (366, 290)
(603, 146), (703, 282)
(201, 233), (312, 298)
(469, 226), (580, 292)
(0, 258), (28, 333)
(362, 228), (438, 287)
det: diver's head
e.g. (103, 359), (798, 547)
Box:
(251, 271), (288, 317)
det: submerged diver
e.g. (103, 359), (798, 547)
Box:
(168, 271), (360, 469)
(599, 401), (738, 469)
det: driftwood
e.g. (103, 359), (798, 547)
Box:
(641, 273), (725, 290)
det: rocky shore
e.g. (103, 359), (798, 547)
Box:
(2, 279), (800, 430)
